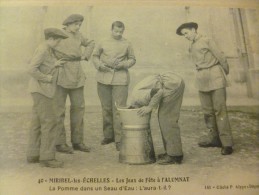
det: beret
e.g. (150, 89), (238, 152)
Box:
(44, 28), (68, 39)
(176, 22), (198, 36)
(62, 14), (84, 26)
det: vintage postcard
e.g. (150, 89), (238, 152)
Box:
(0, 0), (258, 195)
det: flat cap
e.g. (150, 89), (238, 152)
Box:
(176, 22), (198, 36)
(44, 28), (68, 39)
(62, 14), (84, 26)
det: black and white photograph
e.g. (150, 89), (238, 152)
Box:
(0, 0), (258, 194)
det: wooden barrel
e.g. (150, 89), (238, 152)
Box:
(117, 106), (156, 164)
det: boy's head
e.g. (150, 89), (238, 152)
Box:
(111, 21), (125, 40)
(176, 22), (198, 41)
(63, 14), (84, 33)
(44, 28), (68, 48)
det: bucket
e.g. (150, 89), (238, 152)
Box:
(117, 106), (156, 164)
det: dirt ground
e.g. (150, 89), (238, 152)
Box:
(0, 107), (258, 195)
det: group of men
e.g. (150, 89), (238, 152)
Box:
(26, 13), (233, 168)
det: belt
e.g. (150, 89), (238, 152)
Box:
(53, 50), (81, 62)
(104, 64), (115, 69)
(62, 57), (81, 62)
(196, 63), (220, 71)
(104, 65), (121, 71)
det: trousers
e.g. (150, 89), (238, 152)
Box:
(55, 86), (85, 145)
(97, 82), (128, 143)
(27, 93), (58, 160)
(158, 81), (185, 156)
(199, 88), (233, 146)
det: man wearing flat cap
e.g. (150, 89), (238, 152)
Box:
(176, 22), (233, 155)
(62, 14), (84, 26)
(54, 14), (95, 154)
(27, 28), (68, 168)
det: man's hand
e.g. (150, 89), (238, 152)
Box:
(113, 59), (120, 66)
(115, 62), (127, 70)
(43, 75), (53, 83)
(54, 59), (66, 67)
(137, 106), (152, 116)
(220, 63), (229, 75)
(98, 64), (113, 72)
(81, 55), (88, 61)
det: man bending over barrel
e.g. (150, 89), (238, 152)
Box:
(130, 72), (185, 165)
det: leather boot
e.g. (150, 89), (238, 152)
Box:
(157, 155), (183, 165)
(221, 146), (233, 155)
(199, 114), (222, 147)
(56, 144), (74, 154)
(101, 138), (115, 145)
(27, 156), (39, 163)
(157, 153), (167, 160)
(198, 131), (222, 147)
(40, 159), (64, 168)
(73, 143), (91, 152)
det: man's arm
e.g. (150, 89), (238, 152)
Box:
(28, 47), (52, 83)
(137, 89), (163, 116)
(92, 43), (112, 72)
(208, 38), (229, 74)
(80, 34), (95, 61)
(115, 42), (136, 70)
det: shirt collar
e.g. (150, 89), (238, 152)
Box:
(111, 35), (124, 41)
(63, 27), (75, 34)
(193, 33), (202, 43)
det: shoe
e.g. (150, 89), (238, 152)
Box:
(101, 138), (115, 145)
(157, 153), (167, 159)
(198, 142), (222, 147)
(73, 143), (91, 152)
(115, 142), (121, 151)
(221, 147), (233, 155)
(40, 159), (64, 168)
(198, 135), (222, 148)
(56, 144), (74, 154)
(27, 156), (39, 163)
(157, 155), (183, 165)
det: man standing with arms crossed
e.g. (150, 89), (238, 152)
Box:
(176, 22), (233, 155)
(92, 21), (136, 151)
